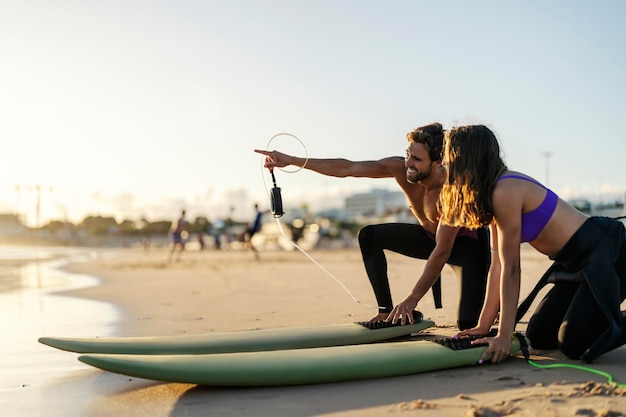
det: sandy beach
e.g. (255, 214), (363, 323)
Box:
(4, 245), (626, 416)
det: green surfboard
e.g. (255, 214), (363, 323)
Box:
(39, 313), (434, 355)
(78, 335), (525, 386)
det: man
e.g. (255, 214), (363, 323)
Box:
(167, 209), (188, 262)
(242, 203), (265, 260)
(255, 122), (489, 329)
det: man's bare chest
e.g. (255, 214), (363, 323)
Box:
(406, 188), (441, 223)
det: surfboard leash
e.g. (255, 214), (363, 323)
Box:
(514, 333), (626, 388)
(260, 133), (384, 311)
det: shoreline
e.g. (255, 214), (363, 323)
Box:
(60, 247), (428, 336)
(10, 246), (626, 416)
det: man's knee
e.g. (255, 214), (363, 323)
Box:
(358, 224), (377, 246)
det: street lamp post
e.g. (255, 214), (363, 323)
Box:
(541, 151), (553, 187)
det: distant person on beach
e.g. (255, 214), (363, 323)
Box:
(242, 203), (267, 260)
(197, 233), (205, 250)
(211, 218), (226, 250)
(168, 210), (188, 262)
(255, 122), (490, 328)
(441, 124), (626, 364)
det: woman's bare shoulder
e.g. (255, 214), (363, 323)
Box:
(492, 177), (524, 211)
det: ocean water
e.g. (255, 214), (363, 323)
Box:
(0, 246), (95, 293)
(0, 245), (121, 390)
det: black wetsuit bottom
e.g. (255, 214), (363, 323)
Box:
(526, 217), (626, 362)
(527, 284), (626, 356)
(358, 223), (489, 330)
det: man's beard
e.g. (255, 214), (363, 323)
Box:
(406, 164), (432, 183)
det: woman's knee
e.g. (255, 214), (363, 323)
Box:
(557, 325), (585, 359)
(526, 315), (560, 350)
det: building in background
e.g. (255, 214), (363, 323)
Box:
(344, 189), (409, 221)
(0, 214), (27, 237)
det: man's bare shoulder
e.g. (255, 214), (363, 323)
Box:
(378, 156), (405, 166)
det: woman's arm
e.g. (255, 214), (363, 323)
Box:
(479, 185), (523, 363)
(477, 224), (502, 329)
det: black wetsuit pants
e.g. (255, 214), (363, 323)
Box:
(525, 217), (626, 362)
(358, 223), (489, 330)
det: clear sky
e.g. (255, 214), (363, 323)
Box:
(1, 1), (625, 226)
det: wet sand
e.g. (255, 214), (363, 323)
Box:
(4, 246), (626, 416)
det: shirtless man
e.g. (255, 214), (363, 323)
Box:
(167, 209), (188, 263)
(255, 122), (489, 329)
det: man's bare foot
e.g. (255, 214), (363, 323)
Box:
(369, 312), (390, 322)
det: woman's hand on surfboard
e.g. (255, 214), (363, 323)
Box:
(455, 327), (513, 363)
(476, 335), (513, 364)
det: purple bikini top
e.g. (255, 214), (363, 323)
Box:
(498, 175), (558, 243)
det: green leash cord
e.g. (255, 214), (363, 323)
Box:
(514, 334), (626, 388)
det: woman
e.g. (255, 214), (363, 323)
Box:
(440, 124), (626, 364)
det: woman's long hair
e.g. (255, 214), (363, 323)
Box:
(440, 125), (507, 229)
